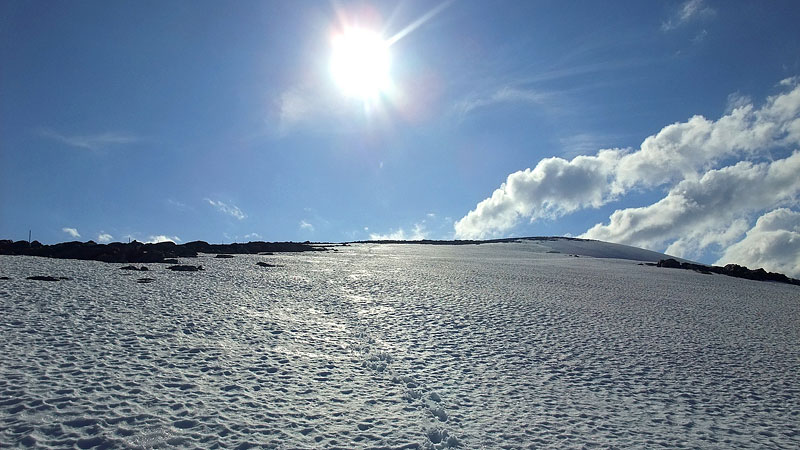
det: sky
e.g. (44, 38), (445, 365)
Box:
(1, 0), (800, 275)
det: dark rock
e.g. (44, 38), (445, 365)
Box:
(26, 276), (63, 281)
(215, 254), (235, 259)
(120, 265), (149, 271)
(167, 265), (204, 272)
(0, 276), (10, 280)
(0, 239), (325, 263)
(137, 277), (156, 283)
(657, 258), (682, 269)
(256, 262), (278, 267)
(656, 259), (799, 286)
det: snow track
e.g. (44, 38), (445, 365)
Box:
(1, 243), (799, 448)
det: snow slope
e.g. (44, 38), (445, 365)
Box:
(507, 237), (689, 262)
(1, 243), (798, 448)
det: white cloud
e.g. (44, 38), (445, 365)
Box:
(97, 233), (113, 243)
(370, 223), (427, 241)
(455, 79), (800, 240)
(454, 150), (623, 239)
(581, 152), (800, 258)
(661, 0), (715, 31)
(205, 199), (246, 220)
(299, 220), (314, 232)
(146, 235), (181, 244)
(243, 232), (262, 240)
(39, 128), (141, 151)
(716, 208), (800, 278)
(62, 227), (81, 238)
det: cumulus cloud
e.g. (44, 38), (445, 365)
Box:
(205, 199), (246, 220)
(370, 223), (427, 241)
(455, 79), (800, 240)
(661, 0), (715, 31)
(97, 233), (113, 243)
(581, 152), (800, 258)
(62, 227), (81, 238)
(299, 220), (314, 232)
(715, 209), (800, 278)
(243, 232), (262, 240)
(39, 129), (141, 151)
(455, 150), (623, 239)
(146, 235), (181, 244)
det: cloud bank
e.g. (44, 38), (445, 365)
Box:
(146, 235), (181, 244)
(455, 78), (800, 272)
(370, 223), (427, 241)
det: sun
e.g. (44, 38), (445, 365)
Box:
(330, 28), (391, 99)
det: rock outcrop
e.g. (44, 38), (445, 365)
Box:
(0, 240), (325, 264)
(656, 259), (799, 286)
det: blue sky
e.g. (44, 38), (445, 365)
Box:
(2, 0), (800, 274)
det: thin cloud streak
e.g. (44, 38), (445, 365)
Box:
(39, 128), (141, 151)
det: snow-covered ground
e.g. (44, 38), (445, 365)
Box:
(1, 242), (799, 448)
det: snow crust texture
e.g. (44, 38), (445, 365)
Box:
(1, 243), (799, 448)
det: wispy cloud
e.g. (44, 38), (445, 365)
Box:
(62, 227), (81, 238)
(299, 220), (315, 232)
(243, 232), (262, 240)
(205, 199), (246, 220)
(454, 87), (551, 116)
(39, 128), (141, 151)
(165, 198), (191, 211)
(97, 233), (113, 243)
(559, 133), (625, 158)
(662, 0), (716, 31)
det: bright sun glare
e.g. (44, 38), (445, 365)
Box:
(330, 28), (391, 99)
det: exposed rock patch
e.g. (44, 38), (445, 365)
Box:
(656, 259), (799, 286)
(167, 265), (204, 272)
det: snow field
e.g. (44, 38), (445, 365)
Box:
(1, 243), (799, 448)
